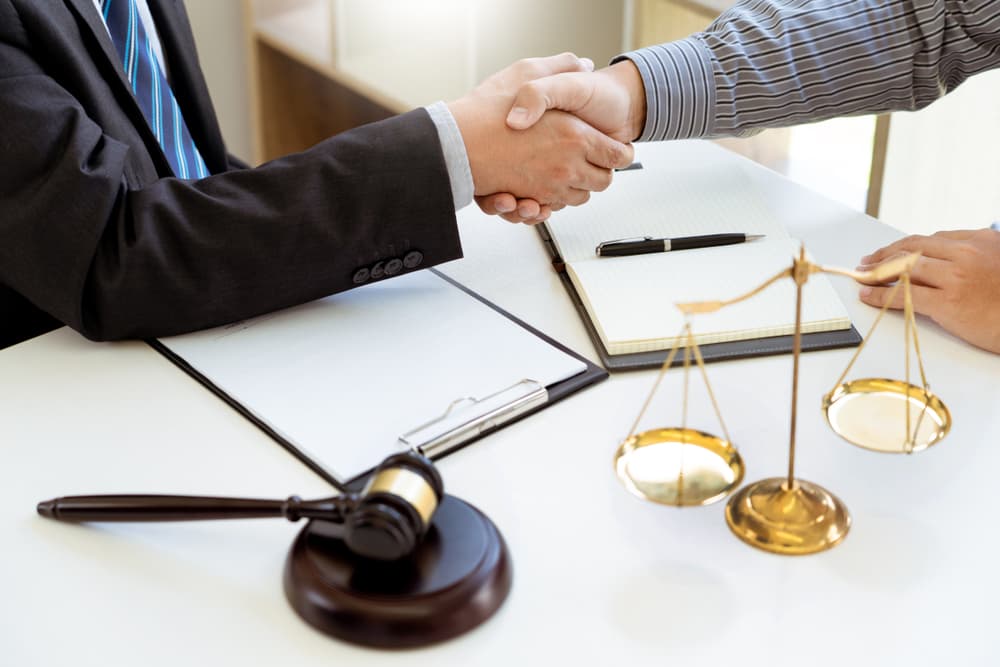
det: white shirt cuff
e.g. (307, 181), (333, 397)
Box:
(425, 101), (474, 210)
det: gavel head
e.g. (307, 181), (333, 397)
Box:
(344, 452), (444, 561)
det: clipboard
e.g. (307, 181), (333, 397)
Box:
(148, 269), (606, 491)
(537, 223), (862, 372)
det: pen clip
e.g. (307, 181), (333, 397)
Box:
(595, 237), (652, 254)
(398, 379), (548, 458)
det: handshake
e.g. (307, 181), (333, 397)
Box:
(447, 53), (647, 224)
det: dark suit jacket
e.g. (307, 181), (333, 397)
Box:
(0, 0), (460, 348)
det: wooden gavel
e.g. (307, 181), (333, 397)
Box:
(37, 452), (443, 561)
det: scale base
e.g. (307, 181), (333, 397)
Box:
(284, 495), (511, 648)
(725, 477), (850, 555)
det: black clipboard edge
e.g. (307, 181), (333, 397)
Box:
(431, 269), (608, 406)
(147, 270), (607, 491)
(536, 224), (863, 372)
(146, 338), (349, 492)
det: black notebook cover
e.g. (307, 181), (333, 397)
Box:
(537, 224), (862, 372)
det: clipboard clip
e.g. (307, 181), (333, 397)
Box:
(398, 379), (548, 459)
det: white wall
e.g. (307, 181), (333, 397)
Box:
(183, 0), (622, 163)
(879, 69), (1000, 235)
(183, 0), (254, 163)
(333, 0), (624, 108)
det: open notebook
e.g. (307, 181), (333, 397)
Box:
(541, 141), (859, 370)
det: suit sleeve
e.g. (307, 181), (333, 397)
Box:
(0, 6), (461, 341)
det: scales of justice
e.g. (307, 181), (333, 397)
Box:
(614, 246), (952, 555)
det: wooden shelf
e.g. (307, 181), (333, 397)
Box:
(253, 1), (421, 115)
(253, 1), (332, 70)
(247, 1), (397, 162)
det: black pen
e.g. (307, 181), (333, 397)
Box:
(595, 233), (765, 257)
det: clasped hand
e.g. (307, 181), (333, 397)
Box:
(450, 54), (639, 224)
(454, 58), (645, 223)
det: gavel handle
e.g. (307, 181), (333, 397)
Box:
(36, 494), (356, 523)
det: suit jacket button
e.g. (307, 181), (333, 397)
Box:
(385, 258), (403, 275)
(352, 267), (371, 284)
(370, 261), (386, 280)
(403, 250), (423, 269)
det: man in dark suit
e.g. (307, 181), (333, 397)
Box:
(0, 0), (633, 348)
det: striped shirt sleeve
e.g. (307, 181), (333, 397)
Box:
(617, 0), (1000, 141)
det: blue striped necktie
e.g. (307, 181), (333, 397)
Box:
(101, 0), (208, 179)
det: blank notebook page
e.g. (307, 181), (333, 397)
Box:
(545, 140), (789, 264)
(568, 239), (851, 354)
(543, 141), (851, 355)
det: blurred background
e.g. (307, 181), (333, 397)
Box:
(186, 0), (1000, 236)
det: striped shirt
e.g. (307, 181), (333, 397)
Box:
(619, 0), (1000, 141)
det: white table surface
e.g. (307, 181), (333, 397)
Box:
(3, 141), (998, 665)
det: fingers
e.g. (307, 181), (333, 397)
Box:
(507, 72), (594, 130)
(858, 282), (943, 319)
(566, 161), (614, 195)
(513, 198), (541, 220)
(528, 113), (628, 196)
(534, 203), (554, 221)
(477, 193), (517, 216)
(515, 52), (594, 82)
(930, 229), (978, 241)
(856, 253), (952, 288)
(561, 188), (592, 208)
(510, 198), (555, 223)
(475, 194), (551, 224)
(861, 229), (989, 265)
(859, 233), (964, 265)
(858, 229), (1000, 353)
(586, 132), (634, 170)
(907, 255), (951, 288)
(474, 188), (580, 222)
(459, 85), (625, 214)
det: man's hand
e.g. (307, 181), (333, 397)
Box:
(856, 228), (1000, 353)
(475, 192), (561, 224)
(451, 54), (635, 225)
(505, 59), (647, 143)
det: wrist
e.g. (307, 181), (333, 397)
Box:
(447, 97), (494, 196)
(603, 60), (646, 142)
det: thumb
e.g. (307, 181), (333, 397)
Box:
(506, 72), (594, 131)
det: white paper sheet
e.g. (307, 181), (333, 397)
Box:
(569, 239), (850, 353)
(545, 141), (789, 264)
(159, 271), (587, 481)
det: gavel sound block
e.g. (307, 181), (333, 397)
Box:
(38, 452), (512, 648)
(286, 494), (511, 648)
